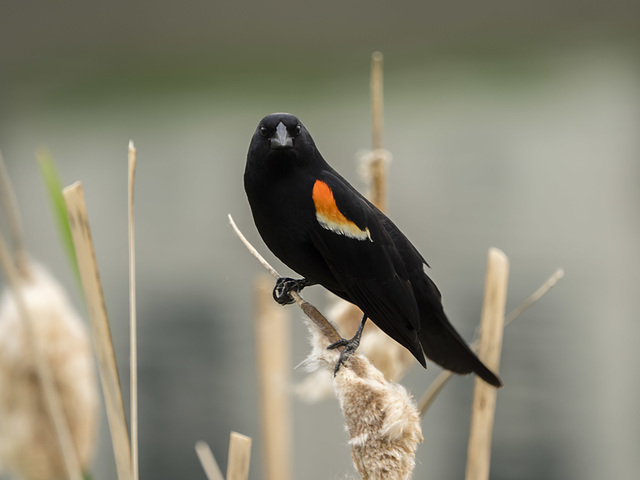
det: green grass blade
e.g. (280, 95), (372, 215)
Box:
(37, 148), (82, 289)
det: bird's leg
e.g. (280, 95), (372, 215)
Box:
(272, 277), (315, 305)
(327, 314), (368, 375)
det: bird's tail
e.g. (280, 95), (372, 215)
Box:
(418, 316), (502, 387)
(414, 278), (503, 387)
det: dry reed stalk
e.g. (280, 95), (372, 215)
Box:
(255, 275), (292, 480)
(63, 182), (133, 480)
(226, 432), (252, 480)
(195, 441), (225, 480)
(418, 267), (565, 415)
(368, 51), (388, 212)
(465, 248), (509, 480)
(359, 51), (393, 214)
(128, 140), (139, 480)
(371, 52), (384, 152)
(0, 150), (28, 277)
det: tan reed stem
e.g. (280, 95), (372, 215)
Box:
(465, 248), (509, 480)
(63, 182), (133, 480)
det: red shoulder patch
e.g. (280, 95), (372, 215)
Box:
(312, 180), (371, 241)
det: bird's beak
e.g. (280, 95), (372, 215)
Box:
(270, 122), (293, 149)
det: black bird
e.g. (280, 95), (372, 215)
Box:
(244, 113), (502, 387)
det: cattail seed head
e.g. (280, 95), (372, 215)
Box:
(296, 298), (415, 403)
(0, 261), (98, 480)
(335, 357), (423, 480)
(302, 319), (423, 480)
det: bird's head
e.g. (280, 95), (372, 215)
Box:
(247, 113), (320, 175)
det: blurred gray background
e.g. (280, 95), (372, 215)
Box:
(1, 1), (639, 479)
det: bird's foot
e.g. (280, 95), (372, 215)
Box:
(272, 277), (312, 305)
(327, 314), (367, 375)
(327, 334), (362, 376)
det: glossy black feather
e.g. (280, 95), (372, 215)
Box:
(244, 113), (502, 387)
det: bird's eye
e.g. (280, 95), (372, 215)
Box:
(259, 126), (269, 137)
(295, 124), (302, 136)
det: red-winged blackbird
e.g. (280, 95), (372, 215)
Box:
(244, 113), (502, 387)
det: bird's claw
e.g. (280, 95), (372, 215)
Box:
(272, 277), (311, 305)
(327, 338), (349, 350)
(328, 335), (361, 376)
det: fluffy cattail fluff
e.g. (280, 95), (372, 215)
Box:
(301, 319), (423, 480)
(296, 297), (415, 402)
(0, 260), (98, 480)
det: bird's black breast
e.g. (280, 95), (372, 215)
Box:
(244, 170), (343, 291)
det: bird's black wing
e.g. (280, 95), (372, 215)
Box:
(308, 170), (426, 365)
(381, 215), (503, 387)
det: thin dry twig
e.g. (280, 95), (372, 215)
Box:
(228, 213), (342, 344)
(418, 266), (565, 416)
(63, 182), (133, 480)
(416, 370), (452, 417)
(0, 150), (29, 276)
(128, 140), (139, 480)
(195, 441), (225, 480)
(0, 234), (83, 480)
(505, 268), (564, 324)
(228, 214), (278, 277)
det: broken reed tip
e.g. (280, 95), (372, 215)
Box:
(62, 181), (82, 195)
(487, 247), (508, 263)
